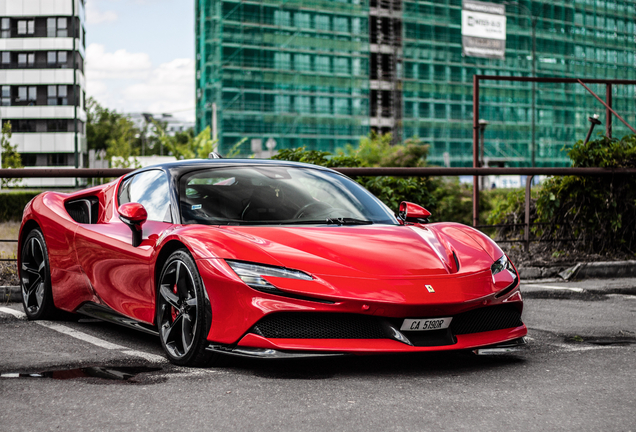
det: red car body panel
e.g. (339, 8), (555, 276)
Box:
(18, 161), (527, 357)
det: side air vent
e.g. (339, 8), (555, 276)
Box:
(65, 197), (99, 224)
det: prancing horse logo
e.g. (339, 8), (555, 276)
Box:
(425, 285), (435, 293)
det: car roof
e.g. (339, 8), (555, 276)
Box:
(125, 158), (339, 180)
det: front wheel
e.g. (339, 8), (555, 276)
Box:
(156, 249), (216, 367)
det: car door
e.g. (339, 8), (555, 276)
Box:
(74, 170), (175, 324)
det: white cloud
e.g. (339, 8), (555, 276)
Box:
(85, 45), (195, 121)
(125, 58), (195, 118)
(85, 2), (118, 25)
(86, 43), (152, 80)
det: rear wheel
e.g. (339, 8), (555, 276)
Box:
(156, 250), (217, 366)
(20, 229), (57, 320)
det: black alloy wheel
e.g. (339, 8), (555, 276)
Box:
(156, 250), (215, 366)
(20, 229), (57, 319)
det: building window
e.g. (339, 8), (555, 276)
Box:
(48, 154), (68, 166)
(17, 19), (35, 35)
(18, 86), (36, 103)
(1, 86), (9, 106)
(48, 86), (57, 104)
(47, 120), (68, 132)
(1, 18), (9, 38)
(58, 51), (67, 64)
(1, 52), (9, 64)
(15, 53), (35, 66)
(47, 18), (68, 37)
(48, 85), (68, 105)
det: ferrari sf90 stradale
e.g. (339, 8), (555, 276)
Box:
(19, 160), (526, 365)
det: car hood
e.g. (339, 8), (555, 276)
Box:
(183, 223), (496, 279)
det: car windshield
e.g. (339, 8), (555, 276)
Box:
(179, 166), (398, 226)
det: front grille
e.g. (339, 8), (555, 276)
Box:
(252, 313), (387, 339)
(251, 305), (523, 343)
(450, 305), (523, 335)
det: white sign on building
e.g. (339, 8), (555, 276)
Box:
(462, 0), (506, 60)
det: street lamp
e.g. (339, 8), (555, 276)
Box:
(584, 114), (602, 144)
(504, 1), (537, 167)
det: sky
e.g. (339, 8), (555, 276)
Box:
(85, 0), (196, 122)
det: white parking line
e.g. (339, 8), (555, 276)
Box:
(37, 321), (128, 350)
(0, 307), (167, 364)
(0, 307), (26, 319)
(523, 284), (585, 293)
(607, 293), (636, 300)
(548, 343), (622, 352)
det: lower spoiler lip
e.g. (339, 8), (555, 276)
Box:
(206, 344), (347, 359)
(472, 337), (527, 355)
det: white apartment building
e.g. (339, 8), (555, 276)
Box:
(0, 0), (86, 187)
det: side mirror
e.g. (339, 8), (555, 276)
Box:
(398, 201), (432, 224)
(118, 202), (148, 247)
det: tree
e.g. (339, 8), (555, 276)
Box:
(0, 121), (23, 187)
(106, 117), (140, 168)
(86, 97), (136, 152)
(195, 127), (218, 159)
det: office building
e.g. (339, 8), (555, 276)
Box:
(1, 0), (86, 186)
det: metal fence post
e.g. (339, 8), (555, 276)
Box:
(473, 75), (480, 227)
(524, 175), (534, 252)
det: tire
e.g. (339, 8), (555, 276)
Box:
(156, 249), (220, 367)
(20, 229), (58, 320)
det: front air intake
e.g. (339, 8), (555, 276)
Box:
(251, 313), (387, 339)
(450, 305), (523, 335)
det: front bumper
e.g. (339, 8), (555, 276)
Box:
(206, 326), (528, 358)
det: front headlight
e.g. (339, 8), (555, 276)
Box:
(491, 255), (515, 276)
(226, 260), (313, 292)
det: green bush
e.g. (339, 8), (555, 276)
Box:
(534, 134), (636, 253)
(488, 134), (636, 253)
(0, 191), (40, 222)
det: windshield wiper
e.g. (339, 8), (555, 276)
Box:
(326, 217), (373, 225)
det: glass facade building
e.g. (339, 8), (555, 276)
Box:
(196, 0), (636, 166)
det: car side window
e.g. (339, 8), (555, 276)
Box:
(117, 170), (172, 223)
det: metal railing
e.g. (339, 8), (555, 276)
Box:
(471, 75), (636, 230)
(1, 166), (635, 262)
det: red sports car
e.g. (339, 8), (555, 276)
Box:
(18, 160), (526, 366)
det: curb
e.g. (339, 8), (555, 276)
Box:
(558, 260), (636, 280)
(1, 286), (21, 303)
(517, 267), (562, 280)
(517, 260), (636, 281)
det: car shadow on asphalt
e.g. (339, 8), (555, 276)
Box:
(224, 350), (526, 380)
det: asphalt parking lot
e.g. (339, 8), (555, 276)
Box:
(1, 278), (635, 432)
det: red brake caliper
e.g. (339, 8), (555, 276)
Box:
(171, 283), (179, 321)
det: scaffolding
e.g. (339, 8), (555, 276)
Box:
(196, 0), (636, 166)
(196, 0), (371, 155)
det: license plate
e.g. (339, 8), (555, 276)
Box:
(400, 317), (452, 331)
